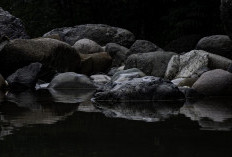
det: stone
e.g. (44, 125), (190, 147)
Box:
(178, 78), (198, 87)
(127, 40), (163, 56)
(164, 34), (203, 53)
(90, 74), (111, 87)
(6, 63), (42, 89)
(192, 69), (232, 96)
(93, 76), (185, 102)
(196, 35), (232, 59)
(73, 38), (104, 54)
(48, 72), (97, 89)
(221, 0), (232, 39)
(79, 52), (112, 75)
(165, 50), (232, 80)
(0, 38), (81, 77)
(111, 68), (145, 83)
(43, 24), (135, 47)
(0, 7), (29, 39)
(125, 51), (176, 77)
(105, 43), (129, 67)
(179, 87), (203, 99)
(107, 66), (125, 76)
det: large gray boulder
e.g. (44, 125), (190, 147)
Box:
(127, 40), (163, 56)
(196, 35), (232, 59)
(0, 7), (29, 39)
(192, 69), (232, 96)
(221, 0), (232, 39)
(105, 43), (129, 67)
(73, 38), (104, 54)
(43, 24), (135, 47)
(165, 50), (232, 80)
(125, 51), (176, 77)
(93, 76), (185, 102)
(7, 62), (42, 89)
(0, 38), (81, 77)
(48, 72), (97, 89)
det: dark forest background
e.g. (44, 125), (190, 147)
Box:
(0, 0), (224, 46)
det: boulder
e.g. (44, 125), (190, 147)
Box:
(179, 87), (203, 99)
(6, 63), (42, 89)
(105, 43), (129, 67)
(164, 34), (203, 53)
(79, 52), (112, 75)
(48, 72), (96, 89)
(73, 38), (104, 54)
(107, 66), (125, 76)
(111, 68), (145, 83)
(196, 35), (232, 59)
(221, 0), (232, 39)
(125, 51), (176, 77)
(127, 40), (162, 56)
(90, 74), (111, 87)
(192, 69), (232, 96)
(0, 74), (7, 90)
(178, 78), (198, 87)
(0, 7), (29, 39)
(43, 24), (135, 47)
(93, 76), (185, 102)
(0, 38), (81, 77)
(165, 50), (232, 80)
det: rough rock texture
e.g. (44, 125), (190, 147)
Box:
(107, 66), (125, 76)
(196, 35), (232, 59)
(0, 74), (7, 90)
(43, 24), (135, 47)
(111, 68), (146, 83)
(6, 63), (42, 89)
(73, 38), (104, 54)
(0, 7), (29, 39)
(127, 40), (162, 56)
(48, 72), (96, 89)
(125, 51), (176, 77)
(192, 69), (232, 96)
(165, 50), (232, 80)
(90, 74), (111, 87)
(93, 76), (185, 102)
(164, 34), (203, 53)
(0, 38), (81, 77)
(105, 43), (129, 67)
(221, 0), (232, 39)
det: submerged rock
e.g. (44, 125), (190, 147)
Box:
(73, 38), (104, 54)
(0, 38), (81, 77)
(0, 7), (29, 39)
(90, 74), (111, 87)
(48, 72), (97, 89)
(105, 43), (129, 67)
(196, 35), (232, 59)
(93, 76), (185, 103)
(192, 69), (232, 96)
(43, 24), (135, 47)
(125, 51), (176, 77)
(7, 63), (42, 89)
(127, 40), (162, 56)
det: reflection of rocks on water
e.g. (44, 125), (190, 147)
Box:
(94, 101), (184, 122)
(0, 90), (80, 139)
(180, 98), (232, 131)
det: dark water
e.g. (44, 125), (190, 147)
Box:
(0, 89), (232, 157)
